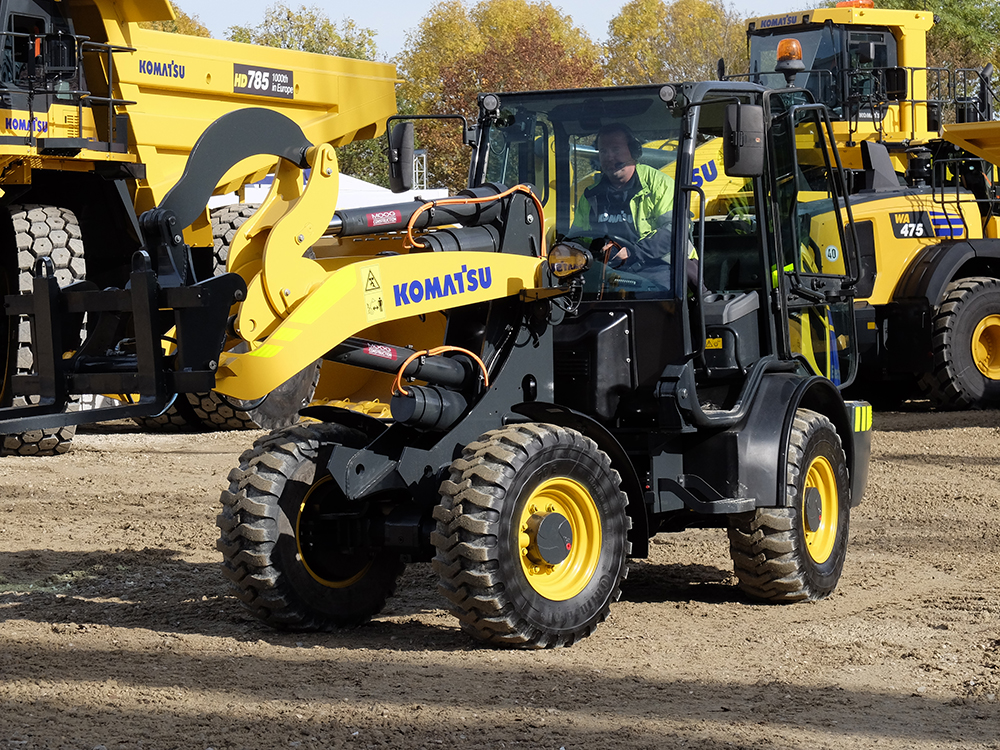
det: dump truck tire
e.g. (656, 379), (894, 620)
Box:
(433, 423), (630, 648)
(1, 204), (83, 455)
(131, 398), (200, 431)
(217, 421), (404, 630)
(728, 409), (849, 602)
(185, 204), (318, 431)
(918, 276), (1000, 409)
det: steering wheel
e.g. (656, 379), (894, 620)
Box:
(559, 232), (640, 270)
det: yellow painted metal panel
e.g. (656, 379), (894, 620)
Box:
(215, 252), (544, 400)
(109, 26), (396, 206)
(942, 121), (1000, 168)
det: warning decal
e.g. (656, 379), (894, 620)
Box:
(360, 264), (386, 322)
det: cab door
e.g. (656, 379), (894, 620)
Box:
(766, 94), (859, 387)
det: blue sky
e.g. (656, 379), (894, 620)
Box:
(189, 1), (797, 61)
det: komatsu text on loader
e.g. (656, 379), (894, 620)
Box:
(0, 0), (396, 454)
(0, 80), (872, 647)
(740, 0), (1000, 409)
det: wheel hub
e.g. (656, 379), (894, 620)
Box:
(516, 477), (602, 601)
(972, 314), (1000, 380)
(524, 511), (573, 566)
(802, 455), (838, 564)
(803, 486), (823, 531)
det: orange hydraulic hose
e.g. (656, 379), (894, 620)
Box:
(404, 184), (547, 257)
(392, 346), (490, 397)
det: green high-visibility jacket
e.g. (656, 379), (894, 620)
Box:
(572, 164), (675, 243)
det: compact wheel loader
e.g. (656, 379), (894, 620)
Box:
(0, 81), (872, 647)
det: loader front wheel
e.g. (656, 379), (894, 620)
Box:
(432, 423), (630, 648)
(728, 409), (850, 602)
(918, 276), (1000, 409)
(217, 421), (404, 630)
(1, 205), (85, 455)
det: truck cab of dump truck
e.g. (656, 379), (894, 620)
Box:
(0, 0), (129, 151)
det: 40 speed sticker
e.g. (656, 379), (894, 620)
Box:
(233, 63), (294, 99)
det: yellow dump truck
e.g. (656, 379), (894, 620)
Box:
(0, 0), (397, 453)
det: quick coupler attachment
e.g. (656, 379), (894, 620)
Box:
(0, 250), (246, 432)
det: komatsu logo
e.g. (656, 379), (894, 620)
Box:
(393, 265), (493, 306)
(759, 14), (799, 28)
(139, 59), (186, 79)
(5, 117), (47, 133)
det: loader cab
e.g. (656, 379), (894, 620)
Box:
(748, 23), (899, 122)
(473, 83), (859, 429)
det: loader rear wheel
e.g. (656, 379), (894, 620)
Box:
(1, 205), (84, 455)
(918, 276), (1000, 409)
(185, 203), (317, 431)
(432, 423), (630, 648)
(217, 421), (404, 630)
(728, 409), (850, 602)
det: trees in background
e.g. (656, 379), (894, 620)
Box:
(226, 3), (378, 60)
(396, 0), (603, 191)
(604, 0), (747, 85)
(875, 0), (1000, 69)
(140, 8), (210, 36)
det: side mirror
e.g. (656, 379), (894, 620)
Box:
(723, 104), (765, 178)
(884, 67), (907, 101)
(387, 121), (414, 193)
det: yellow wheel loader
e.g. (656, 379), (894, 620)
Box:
(0, 0), (396, 453)
(739, 0), (1000, 409)
(0, 81), (873, 647)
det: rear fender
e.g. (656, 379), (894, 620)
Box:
(691, 375), (870, 509)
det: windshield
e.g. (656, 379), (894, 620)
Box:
(749, 27), (843, 113)
(480, 87), (688, 297)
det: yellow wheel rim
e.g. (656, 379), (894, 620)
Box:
(802, 455), (838, 564)
(517, 477), (602, 602)
(972, 314), (1000, 379)
(296, 476), (373, 589)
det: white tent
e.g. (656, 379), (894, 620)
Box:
(208, 173), (448, 211)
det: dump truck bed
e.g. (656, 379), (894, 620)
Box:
(70, 0), (399, 212)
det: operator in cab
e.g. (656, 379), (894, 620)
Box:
(572, 123), (675, 288)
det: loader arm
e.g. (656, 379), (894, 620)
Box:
(0, 109), (550, 430)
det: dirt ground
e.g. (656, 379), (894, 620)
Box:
(1, 409), (998, 750)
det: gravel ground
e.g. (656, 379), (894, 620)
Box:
(1, 410), (998, 749)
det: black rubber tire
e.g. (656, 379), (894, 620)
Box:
(210, 202), (258, 271)
(187, 360), (319, 431)
(217, 421), (404, 630)
(728, 409), (850, 602)
(131, 396), (201, 431)
(184, 203), (317, 431)
(918, 276), (1000, 409)
(432, 423), (630, 648)
(1, 204), (84, 455)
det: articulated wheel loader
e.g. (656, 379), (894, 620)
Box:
(739, 0), (1000, 409)
(0, 0), (397, 454)
(0, 80), (873, 647)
